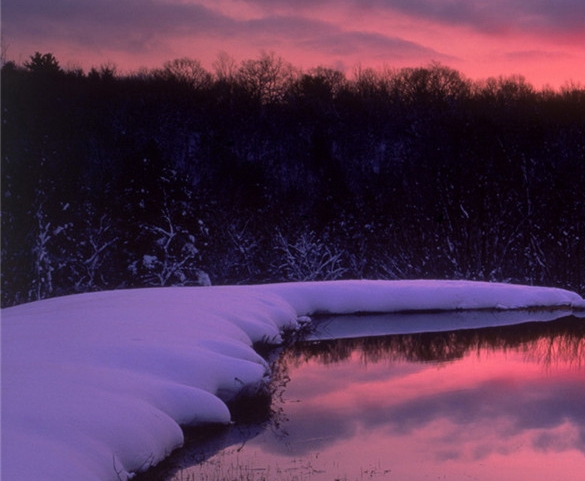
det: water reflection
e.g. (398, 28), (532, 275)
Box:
(295, 313), (585, 366)
(162, 315), (585, 481)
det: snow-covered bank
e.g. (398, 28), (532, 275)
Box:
(259, 279), (585, 314)
(2, 280), (584, 481)
(307, 309), (578, 341)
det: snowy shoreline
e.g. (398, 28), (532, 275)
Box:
(2, 280), (584, 481)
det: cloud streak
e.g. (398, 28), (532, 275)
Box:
(3, 0), (231, 50)
(3, 0), (445, 62)
(392, 0), (585, 39)
(241, 0), (585, 38)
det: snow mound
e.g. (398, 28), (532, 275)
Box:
(1, 280), (583, 481)
(257, 279), (584, 313)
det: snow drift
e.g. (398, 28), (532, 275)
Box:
(2, 280), (584, 481)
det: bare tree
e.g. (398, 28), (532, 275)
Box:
(1, 34), (9, 67)
(213, 51), (237, 81)
(159, 57), (212, 90)
(29, 197), (69, 300)
(69, 211), (119, 291)
(130, 204), (210, 287)
(237, 51), (298, 103)
(273, 231), (347, 281)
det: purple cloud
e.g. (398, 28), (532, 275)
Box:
(2, 0), (232, 52)
(2, 0), (447, 64)
(242, 15), (447, 61)
(241, 0), (585, 37)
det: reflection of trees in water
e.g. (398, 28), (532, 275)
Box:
(521, 326), (585, 369)
(282, 316), (585, 368)
(136, 316), (584, 480)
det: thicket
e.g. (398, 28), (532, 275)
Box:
(2, 52), (584, 307)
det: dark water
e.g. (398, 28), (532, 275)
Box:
(161, 314), (585, 481)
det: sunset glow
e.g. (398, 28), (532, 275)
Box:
(3, 0), (585, 88)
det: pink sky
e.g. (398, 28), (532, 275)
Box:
(3, 0), (585, 88)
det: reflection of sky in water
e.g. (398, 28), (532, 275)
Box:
(174, 319), (585, 481)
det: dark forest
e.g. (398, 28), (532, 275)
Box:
(2, 52), (584, 307)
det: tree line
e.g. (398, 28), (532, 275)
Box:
(2, 52), (584, 306)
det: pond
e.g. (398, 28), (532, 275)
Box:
(157, 313), (585, 481)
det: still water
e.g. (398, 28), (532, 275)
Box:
(164, 314), (585, 481)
